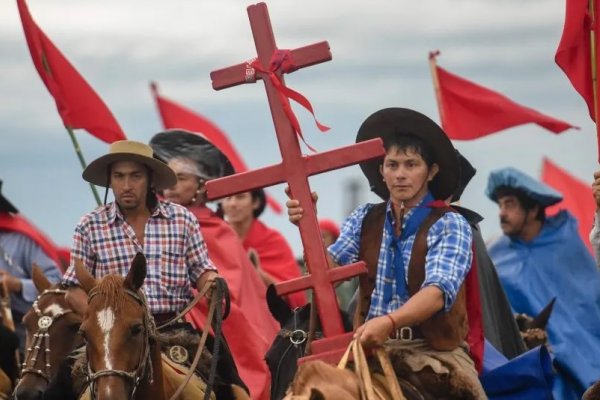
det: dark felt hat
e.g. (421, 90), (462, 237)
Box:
(355, 108), (459, 200)
(0, 180), (18, 213)
(149, 129), (234, 181)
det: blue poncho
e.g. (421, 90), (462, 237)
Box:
(489, 211), (600, 399)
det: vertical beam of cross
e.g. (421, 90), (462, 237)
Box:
(207, 3), (384, 344)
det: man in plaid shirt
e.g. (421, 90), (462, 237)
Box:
(287, 108), (487, 398)
(63, 140), (219, 320)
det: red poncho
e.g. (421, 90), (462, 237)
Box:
(242, 219), (306, 308)
(0, 212), (63, 272)
(185, 206), (279, 400)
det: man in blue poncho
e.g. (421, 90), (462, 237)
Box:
(486, 167), (600, 399)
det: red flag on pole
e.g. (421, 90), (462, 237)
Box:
(150, 82), (283, 214)
(17, 0), (125, 143)
(542, 158), (594, 254)
(434, 65), (577, 140)
(555, 0), (595, 121)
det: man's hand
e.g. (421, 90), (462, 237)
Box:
(593, 171), (600, 210)
(0, 271), (22, 294)
(354, 315), (394, 348)
(197, 270), (219, 299)
(284, 186), (318, 226)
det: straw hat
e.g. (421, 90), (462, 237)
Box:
(82, 140), (177, 190)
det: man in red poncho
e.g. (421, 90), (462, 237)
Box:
(149, 130), (279, 400)
(0, 180), (62, 354)
(221, 189), (306, 308)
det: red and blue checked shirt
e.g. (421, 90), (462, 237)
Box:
(328, 193), (472, 319)
(62, 200), (217, 314)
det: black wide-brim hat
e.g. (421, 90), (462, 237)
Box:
(0, 180), (18, 213)
(356, 108), (459, 200)
(149, 129), (234, 181)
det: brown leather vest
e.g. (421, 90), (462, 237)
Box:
(355, 203), (468, 351)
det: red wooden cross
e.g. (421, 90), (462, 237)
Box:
(206, 2), (384, 360)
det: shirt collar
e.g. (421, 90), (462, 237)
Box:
(385, 191), (433, 228)
(107, 200), (172, 225)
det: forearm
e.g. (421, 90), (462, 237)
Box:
(591, 211), (600, 267)
(195, 269), (219, 291)
(388, 285), (444, 328)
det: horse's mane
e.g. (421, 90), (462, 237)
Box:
(91, 275), (133, 312)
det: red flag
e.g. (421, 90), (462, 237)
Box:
(17, 0), (125, 143)
(542, 158), (594, 254)
(436, 65), (577, 140)
(555, 0), (595, 121)
(150, 83), (283, 214)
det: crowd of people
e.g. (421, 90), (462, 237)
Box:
(1, 109), (600, 399)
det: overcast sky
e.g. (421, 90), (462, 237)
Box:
(0, 0), (595, 256)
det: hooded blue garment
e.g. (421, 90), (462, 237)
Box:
(488, 210), (600, 399)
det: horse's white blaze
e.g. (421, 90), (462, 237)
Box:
(43, 304), (65, 317)
(97, 307), (115, 369)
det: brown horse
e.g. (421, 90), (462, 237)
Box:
(75, 253), (167, 400)
(12, 266), (83, 400)
(75, 253), (247, 400)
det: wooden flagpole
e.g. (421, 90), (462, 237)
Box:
(590, 0), (600, 162)
(66, 127), (102, 206)
(428, 50), (445, 128)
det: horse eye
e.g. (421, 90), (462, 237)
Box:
(130, 324), (143, 336)
(68, 323), (81, 333)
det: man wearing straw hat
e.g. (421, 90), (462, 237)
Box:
(62, 140), (219, 324)
(287, 108), (486, 398)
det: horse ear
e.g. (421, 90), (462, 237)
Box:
(125, 253), (147, 292)
(32, 263), (52, 293)
(309, 388), (326, 400)
(531, 297), (556, 330)
(75, 258), (96, 294)
(266, 284), (292, 327)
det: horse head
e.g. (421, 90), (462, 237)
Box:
(515, 297), (556, 350)
(77, 253), (158, 400)
(13, 265), (82, 400)
(265, 284), (353, 400)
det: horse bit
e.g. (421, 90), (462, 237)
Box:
(18, 288), (72, 383)
(85, 288), (154, 400)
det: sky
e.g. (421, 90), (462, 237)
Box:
(0, 0), (596, 257)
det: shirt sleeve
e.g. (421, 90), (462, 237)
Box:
(184, 213), (217, 285)
(328, 204), (372, 266)
(422, 212), (473, 312)
(62, 218), (95, 286)
(17, 236), (62, 302)
(590, 210), (600, 269)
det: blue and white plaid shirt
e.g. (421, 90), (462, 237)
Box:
(328, 195), (472, 319)
(63, 200), (216, 314)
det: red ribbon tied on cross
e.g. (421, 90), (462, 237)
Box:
(247, 49), (329, 152)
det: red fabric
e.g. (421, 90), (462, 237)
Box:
(184, 206), (278, 400)
(555, 0), (595, 121)
(16, 0), (125, 143)
(427, 202), (484, 372)
(318, 219), (340, 239)
(436, 65), (576, 140)
(542, 158), (594, 254)
(150, 83), (283, 215)
(243, 219), (307, 308)
(466, 244), (484, 374)
(248, 50), (330, 152)
(0, 213), (62, 271)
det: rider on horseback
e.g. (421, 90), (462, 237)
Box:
(287, 108), (488, 399)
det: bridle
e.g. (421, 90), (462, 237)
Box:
(85, 287), (155, 400)
(271, 306), (320, 392)
(18, 288), (72, 383)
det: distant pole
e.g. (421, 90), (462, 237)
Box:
(429, 50), (445, 126)
(345, 177), (362, 217)
(66, 127), (102, 206)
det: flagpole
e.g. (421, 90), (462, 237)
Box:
(66, 127), (102, 206)
(591, 0), (600, 162)
(429, 50), (445, 126)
